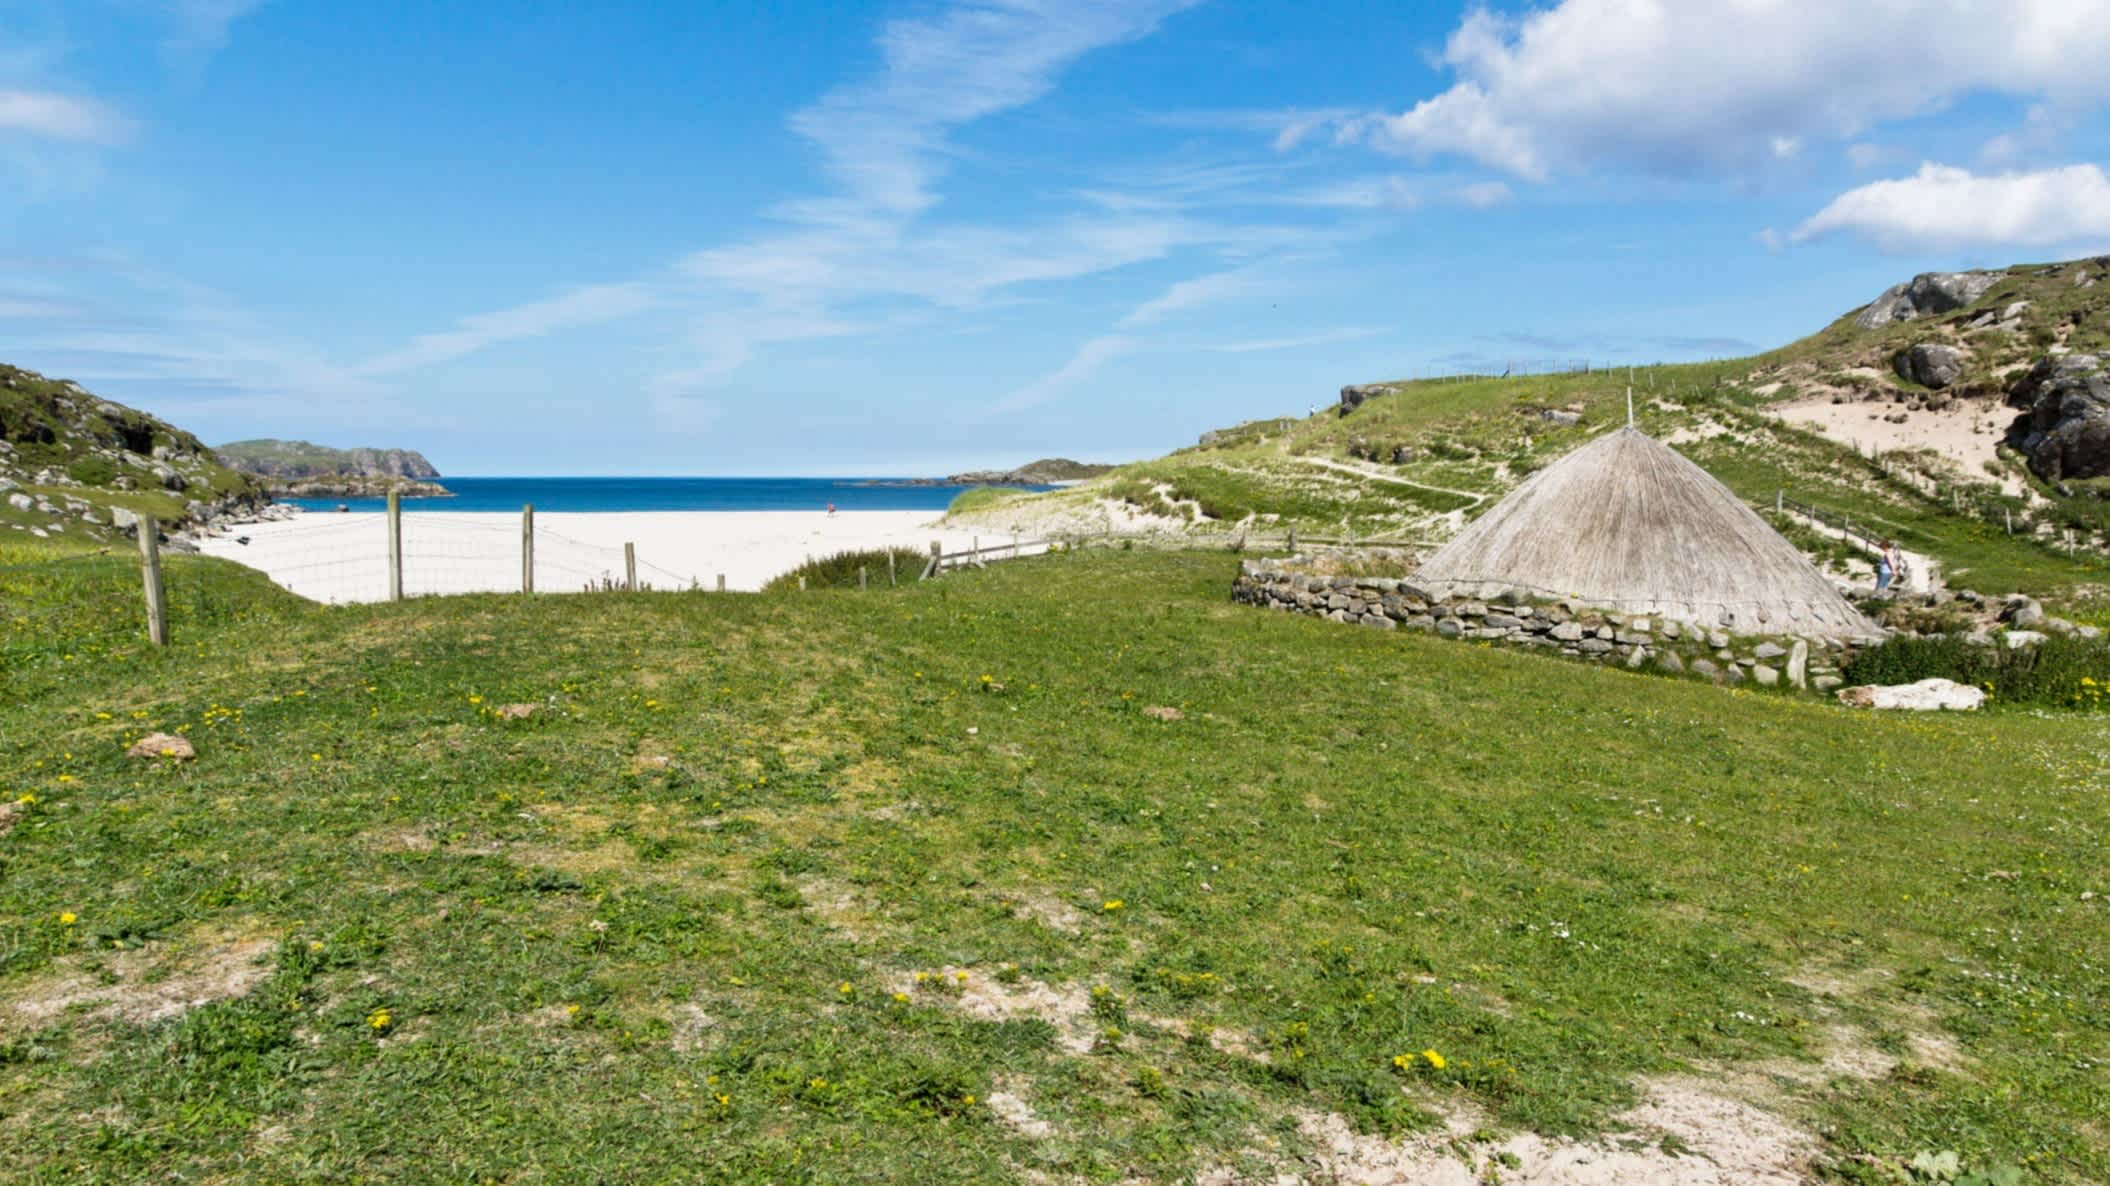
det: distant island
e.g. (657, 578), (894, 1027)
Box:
(214, 439), (451, 499)
(855, 457), (1115, 488)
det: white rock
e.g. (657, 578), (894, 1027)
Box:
(2004, 630), (2047, 649)
(1836, 678), (1986, 711)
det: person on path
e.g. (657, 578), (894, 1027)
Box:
(1876, 540), (1899, 593)
(826, 502), (837, 517)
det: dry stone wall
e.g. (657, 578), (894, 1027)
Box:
(1233, 556), (1856, 691)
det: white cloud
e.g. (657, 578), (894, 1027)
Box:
(0, 89), (130, 143)
(161, 0), (268, 69)
(787, 0), (1198, 217)
(1209, 327), (1384, 353)
(356, 283), (656, 375)
(1449, 180), (1511, 209)
(1846, 142), (1896, 171)
(1350, 1), (2110, 180)
(1119, 267), (1259, 326)
(988, 334), (1134, 414)
(1789, 162), (2110, 252)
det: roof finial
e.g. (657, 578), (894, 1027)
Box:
(1626, 386), (1635, 428)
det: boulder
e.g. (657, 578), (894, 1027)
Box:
(1893, 343), (1964, 389)
(2006, 353), (2110, 480)
(1786, 640), (1810, 690)
(1549, 621), (1585, 642)
(1752, 642), (1787, 661)
(2004, 630), (2047, 649)
(1338, 384), (1394, 415)
(1855, 271), (2003, 329)
(1753, 665), (1780, 687)
(1836, 678), (1986, 711)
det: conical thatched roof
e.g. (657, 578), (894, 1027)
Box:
(1414, 426), (1881, 638)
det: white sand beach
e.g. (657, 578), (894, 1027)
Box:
(194, 510), (1027, 603)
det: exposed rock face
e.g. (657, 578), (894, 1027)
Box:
(1854, 271), (2003, 329)
(2006, 353), (2110, 480)
(1893, 343), (1963, 389)
(1338, 384), (1396, 415)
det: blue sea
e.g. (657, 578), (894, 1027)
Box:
(283, 476), (1048, 514)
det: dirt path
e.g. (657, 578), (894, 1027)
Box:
(1289, 455), (1491, 508)
(1781, 507), (1940, 596)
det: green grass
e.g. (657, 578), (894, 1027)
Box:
(2, 539), (2106, 1183)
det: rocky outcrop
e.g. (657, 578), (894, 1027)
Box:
(2005, 353), (2110, 481)
(1854, 271), (2003, 329)
(1, 363), (269, 538)
(948, 458), (1112, 485)
(1893, 342), (1963, 389)
(215, 439), (441, 481)
(270, 476), (452, 500)
(1338, 384), (1397, 416)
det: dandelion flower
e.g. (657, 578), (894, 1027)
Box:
(1392, 1053), (1415, 1069)
(892, 992), (910, 1004)
(58, 912), (78, 925)
(368, 1007), (393, 1031)
(838, 982), (854, 995)
(1102, 899), (1125, 912)
(1422, 1049), (1446, 1070)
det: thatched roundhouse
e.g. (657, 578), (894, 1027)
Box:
(1414, 426), (1881, 639)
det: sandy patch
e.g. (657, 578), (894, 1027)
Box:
(1768, 394), (2023, 494)
(896, 967), (1101, 1054)
(2, 930), (278, 1034)
(1204, 1076), (1813, 1186)
(1006, 891), (1087, 935)
(987, 1077), (1058, 1140)
(670, 1003), (718, 1054)
(0, 799), (23, 838)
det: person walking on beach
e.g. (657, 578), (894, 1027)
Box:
(826, 502), (836, 517)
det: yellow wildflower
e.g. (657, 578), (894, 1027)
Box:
(58, 911), (78, 925)
(368, 1007), (393, 1031)
(1392, 1053), (1415, 1069)
(1422, 1049), (1446, 1070)
(1102, 899), (1125, 912)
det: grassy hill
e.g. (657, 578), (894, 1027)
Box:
(947, 259), (2110, 615)
(1, 540), (2105, 1183)
(0, 364), (266, 539)
(215, 439), (440, 481)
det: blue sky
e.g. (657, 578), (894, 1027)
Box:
(6, 1), (2110, 475)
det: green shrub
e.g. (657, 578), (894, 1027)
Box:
(1843, 633), (2110, 708)
(764, 548), (927, 592)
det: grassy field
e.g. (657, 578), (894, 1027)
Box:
(3, 539), (2106, 1183)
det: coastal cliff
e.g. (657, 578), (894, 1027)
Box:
(215, 439), (449, 498)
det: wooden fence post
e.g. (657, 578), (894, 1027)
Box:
(1775, 489), (1783, 515)
(2005, 508), (2013, 535)
(1286, 525), (1297, 553)
(929, 539), (942, 577)
(624, 542), (637, 592)
(797, 576), (807, 591)
(887, 552), (897, 586)
(138, 515), (167, 647)
(717, 573), (726, 593)
(521, 504), (535, 594)
(386, 489), (403, 601)
(859, 565), (868, 592)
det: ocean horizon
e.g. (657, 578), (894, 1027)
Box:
(283, 475), (1052, 515)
